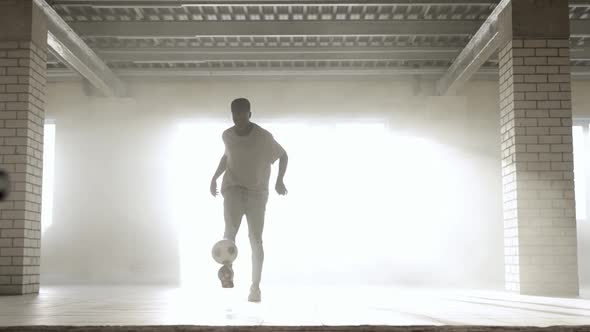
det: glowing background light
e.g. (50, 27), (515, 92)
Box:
(42, 123), (56, 233)
(573, 124), (588, 220)
(169, 120), (479, 288)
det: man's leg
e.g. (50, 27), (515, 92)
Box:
(221, 187), (245, 288)
(245, 191), (268, 299)
(223, 187), (245, 242)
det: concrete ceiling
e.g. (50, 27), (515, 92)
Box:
(42, 0), (590, 82)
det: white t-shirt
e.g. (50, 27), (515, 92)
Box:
(221, 123), (285, 193)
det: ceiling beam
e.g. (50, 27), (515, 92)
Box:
(570, 20), (590, 38)
(51, 1), (497, 7)
(570, 0), (590, 7)
(68, 21), (483, 38)
(92, 47), (460, 62)
(47, 65), (590, 81)
(436, 2), (590, 95)
(33, 0), (126, 97)
(67, 20), (590, 39)
(48, 0), (590, 8)
(571, 47), (590, 60)
(46, 66), (500, 78)
(435, 0), (509, 95)
(47, 46), (590, 63)
(46, 45), (590, 64)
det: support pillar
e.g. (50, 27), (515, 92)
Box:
(499, 0), (579, 296)
(0, 0), (47, 295)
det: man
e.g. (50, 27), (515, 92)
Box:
(210, 97), (288, 302)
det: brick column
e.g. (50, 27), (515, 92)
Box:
(499, 0), (579, 296)
(0, 0), (47, 295)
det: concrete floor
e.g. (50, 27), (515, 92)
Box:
(0, 285), (589, 326)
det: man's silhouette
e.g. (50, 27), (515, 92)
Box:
(210, 98), (288, 302)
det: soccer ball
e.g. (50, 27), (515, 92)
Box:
(212, 239), (238, 265)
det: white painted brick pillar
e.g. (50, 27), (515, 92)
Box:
(0, 0), (47, 295)
(499, 0), (579, 296)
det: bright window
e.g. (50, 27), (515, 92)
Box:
(41, 122), (56, 232)
(573, 121), (589, 221)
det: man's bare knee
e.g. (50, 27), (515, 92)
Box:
(249, 235), (263, 247)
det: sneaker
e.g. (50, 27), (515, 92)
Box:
(218, 265), (234, 288)
(248, 286), (261, 302)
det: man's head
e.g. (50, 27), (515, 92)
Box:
(231, 98), (251, 128)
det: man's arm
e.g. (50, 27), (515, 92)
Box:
(212, 155), (227, 181)
(210, 155), (227, 196)
(275, 152), (288, 195)
(277, 152), (288, 182)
